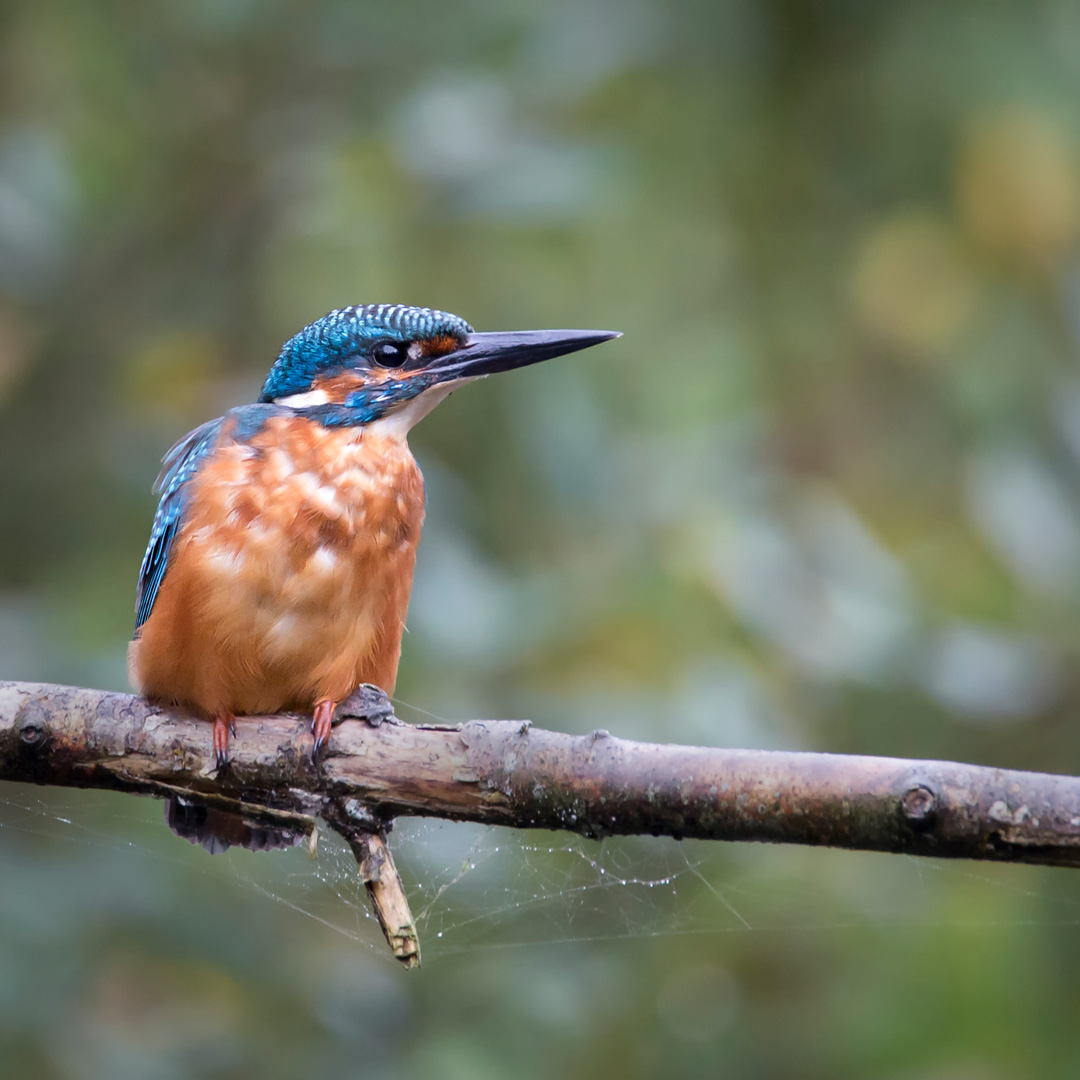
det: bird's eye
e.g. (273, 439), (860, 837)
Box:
(371, 341), (408, 368)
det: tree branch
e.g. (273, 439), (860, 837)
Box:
(4, 679), (1080, 962)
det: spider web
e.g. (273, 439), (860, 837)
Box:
(3, 768), (1080, 964)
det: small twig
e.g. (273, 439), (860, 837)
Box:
(324, 800), (420, 968)
(152, 780), (319, 839)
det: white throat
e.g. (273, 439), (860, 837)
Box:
(364, 381), (465, 441)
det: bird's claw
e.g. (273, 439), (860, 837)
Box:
(212, 715), (234, 770)
(311, 700), (335, 763)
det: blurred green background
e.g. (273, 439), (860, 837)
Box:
(4, 0), (1080, 1076)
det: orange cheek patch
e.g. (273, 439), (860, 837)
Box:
(312, 370), (370, 401)
(420, 334), (462, 358)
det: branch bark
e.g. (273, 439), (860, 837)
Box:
(3, 679), (1080, 961)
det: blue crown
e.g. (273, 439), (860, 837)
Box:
(259, 304), (473, 402)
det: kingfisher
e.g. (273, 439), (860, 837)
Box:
(131, 304), (619, 766)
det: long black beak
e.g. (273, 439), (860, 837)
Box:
(425, 328), (621, 382)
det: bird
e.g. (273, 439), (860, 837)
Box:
(130, 303), (619, 767)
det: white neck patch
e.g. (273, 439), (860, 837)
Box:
(274, 388), (331, 408)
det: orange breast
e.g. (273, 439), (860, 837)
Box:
(130, 415), (426, 717)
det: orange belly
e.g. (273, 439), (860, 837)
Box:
(130, 415), (425, 717)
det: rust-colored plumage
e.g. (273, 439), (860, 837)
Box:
(131, 413), (424, 756)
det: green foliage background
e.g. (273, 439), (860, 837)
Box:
(3, 1), (1080, 1076)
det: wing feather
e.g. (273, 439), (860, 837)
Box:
(134, 404), (291, 631)
(134, 418), (225, 630)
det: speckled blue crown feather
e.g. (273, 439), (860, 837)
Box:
(259, 304), (473, 402)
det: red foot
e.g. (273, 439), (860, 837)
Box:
(311, 700), (335, 761)
(212, 714), (235, 769)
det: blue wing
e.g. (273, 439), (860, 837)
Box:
(134, 417), (226, 631)
(134, 404), (289, 631)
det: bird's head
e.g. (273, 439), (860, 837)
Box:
(258, 304), (619, 432)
